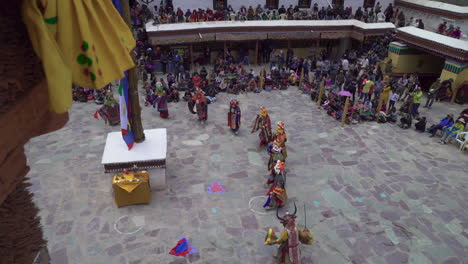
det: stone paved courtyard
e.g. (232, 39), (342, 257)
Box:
(25, 86), (467, 264)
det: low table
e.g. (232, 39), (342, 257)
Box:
(101, 128), (167, 191)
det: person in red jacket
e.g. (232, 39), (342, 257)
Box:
(189, 9), (198, 22)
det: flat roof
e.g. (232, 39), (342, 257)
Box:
(397, 0), (468, 14)
(397, 27), (468, 52)
(146, 19), (395, 33)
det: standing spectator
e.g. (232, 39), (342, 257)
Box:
(411, 86), (423, 117)
(374, 2), (382, 14)
(439, 78), (454, 101)
(242, 50), (250, 65)
(346, 76), (357, 103)
(354, 7), (363, 21)
(397, 74), (408, 100)
(388, 87), (398, 111)
(361, 79), (374, 103)
(374, 78), (384, 102)
(417, 19), (424, 29)
(384, 3), (393, 22)
(342, 57), (349, 71)
(318, 7), (326, 20)
(424, 78), (440, 108)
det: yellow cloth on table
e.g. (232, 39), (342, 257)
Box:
(22, 0), (136, 113)
(113, 171), (151, 208)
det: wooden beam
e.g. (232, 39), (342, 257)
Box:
(190, 44), (194, 69)
(224, 41), (227, 59)
(317, 79), (325, 106)
(340, 97), (350, 127)
(121, 0), (145, 143)
(255, 41), (259, 65)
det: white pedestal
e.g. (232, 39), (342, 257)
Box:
(101, 128), (167, 191)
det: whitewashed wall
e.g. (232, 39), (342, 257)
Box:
(144, 0), (394, 13)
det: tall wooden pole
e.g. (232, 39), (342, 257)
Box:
(190, 44), (194, 70)
(340, 97), (350, 127)
(255, 41), (259, 65)
(224, 41), (227, 59)
(121, 0), (145, 142)
(299, 67), (304, 89)
(317, 79), (325, 106)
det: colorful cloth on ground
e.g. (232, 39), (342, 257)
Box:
(119, 75), (135, 150)
(207, 181), (225, 193)
(22, 0), (136, 113)
(169, 237), (197, 257)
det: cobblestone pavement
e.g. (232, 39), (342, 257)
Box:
(25, 85), (467, 264)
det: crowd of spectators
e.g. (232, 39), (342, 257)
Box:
(130, 1), (399, 26)
(437, 21), (462, 39)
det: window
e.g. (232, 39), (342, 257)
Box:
(265, 0), (279, 9)
(298, 0), (311, 8)
(363, 0), (376, 8)
(213, 0), (227, 10)
(332, 0), (344, 8)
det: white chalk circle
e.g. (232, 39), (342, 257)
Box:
(248, 196), (274, 215)
(114, 215), (145, 235)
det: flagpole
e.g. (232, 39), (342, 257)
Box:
(121, 0), (145, 143)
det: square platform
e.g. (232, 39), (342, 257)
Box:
(101, 128), (167, 191)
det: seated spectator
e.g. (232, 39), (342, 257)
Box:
(387, 107), (398, 123)
(183, 89), (193, 101)
(449, 26), (461, 39)
(219, 79), (228, 92)
(415, 117), (426, 132)
(248, 78), (257, 92)
(437, 21), (447, 34)
(428, 114), (454, 137)
(399, 112), (412, 129)
(440, 118), (466, 144)
(168, 85), (180, 103)
(445, 24), (455, 36)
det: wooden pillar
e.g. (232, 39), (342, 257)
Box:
(189, 44), (194, 69)
(224, 41), (227, 59)
(299, 67), (304, 89)
(121, 0), (145, 143)
(255, 41), (259, 65)
(317, 79), (325, 106)
(340, 97), (351, 127)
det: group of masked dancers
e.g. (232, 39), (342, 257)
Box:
(146, 87), (312, 263)
(250, 106), (313, 264)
